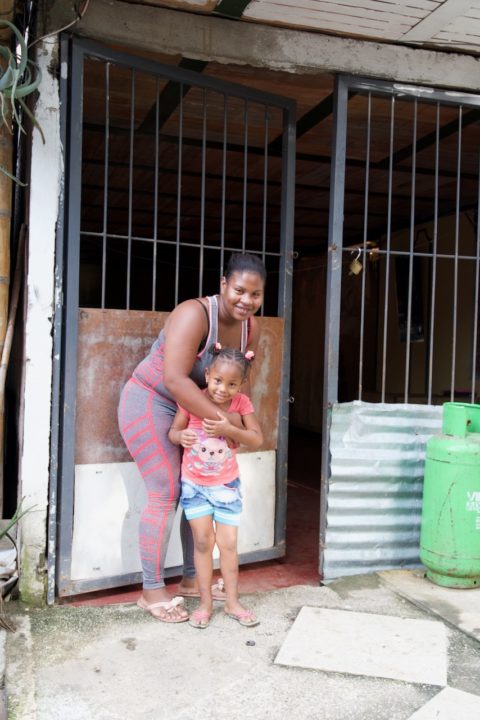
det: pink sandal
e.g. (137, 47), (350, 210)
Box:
(188, 609), (212, 629)
(225, 609), (259, 627)
(137, 595), (188, 623)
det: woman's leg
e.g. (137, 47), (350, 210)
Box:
(118, 382), (187, 620)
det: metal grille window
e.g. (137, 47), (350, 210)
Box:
(328, 77), (480, 407)
(78, 53), (293, 316)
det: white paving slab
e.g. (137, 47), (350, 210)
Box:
(378, 569), (480, 642)
(274, 606), (448, 686)
(408, 687), (480, 719)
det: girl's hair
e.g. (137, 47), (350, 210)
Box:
(207, 345), (254, 379)
(224, 252), (267, 283)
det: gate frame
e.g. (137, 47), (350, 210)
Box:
(320, 74), (480, 578)
(48, 35), (296, 601)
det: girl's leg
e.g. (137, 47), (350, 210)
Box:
(188, 515), (216, 624)
(118, 383), (187, 621)
(177, 513), (227, 600)
(215, 523), (257, 622)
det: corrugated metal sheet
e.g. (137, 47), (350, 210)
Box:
(323, 401), (443, 581)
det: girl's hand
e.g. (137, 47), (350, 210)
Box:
(179, 429), (198, 448)
(201, 411), (231, 438)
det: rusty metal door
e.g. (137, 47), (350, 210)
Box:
(50, 37), (295, 599)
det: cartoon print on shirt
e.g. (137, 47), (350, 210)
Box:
(186, 434), (233, 476)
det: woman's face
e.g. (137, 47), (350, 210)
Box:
(220, 271), (265, 321)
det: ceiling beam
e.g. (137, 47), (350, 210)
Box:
(138, 58), (208, 134)
(378, 109), (480, 169)
(213, 0), (253, 19)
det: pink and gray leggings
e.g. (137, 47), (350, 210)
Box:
(118, 379), (195, 589)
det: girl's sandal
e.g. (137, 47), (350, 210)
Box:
(179, 578), (226, 602)
(188, 609), (212, 629)
(225, 609), (259, 627)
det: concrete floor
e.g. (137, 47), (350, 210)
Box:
(4, 570), (480, 720)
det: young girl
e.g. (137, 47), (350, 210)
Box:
(168, 345), (263, 629)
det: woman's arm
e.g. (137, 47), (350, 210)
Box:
(163, 300), (236, 421)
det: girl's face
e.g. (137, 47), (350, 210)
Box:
(205, 360), (245, 405)
(220, 270), (264, 322)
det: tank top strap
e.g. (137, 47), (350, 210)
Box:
(196, 295), (218, 357)
(205, 294), (248, 352)
(240, 317), (248, 353)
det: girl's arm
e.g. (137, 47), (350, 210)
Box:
(205, 411), (263, 451)
(168, 409), (198, 449)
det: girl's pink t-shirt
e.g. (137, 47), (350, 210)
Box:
(178, 391), (254, 486)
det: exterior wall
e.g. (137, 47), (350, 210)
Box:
(18, 39), (62, 605)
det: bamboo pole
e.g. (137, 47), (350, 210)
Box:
(0, 3), (14, 516)
(0, 2), (14, 363)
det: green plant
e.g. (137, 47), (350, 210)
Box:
(0, 18), (43, 184)
(0, 497), (34, 545)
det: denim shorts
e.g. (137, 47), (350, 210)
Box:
(180, 477), (242, 526)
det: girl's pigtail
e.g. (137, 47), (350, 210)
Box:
(209, 342), (222, 356)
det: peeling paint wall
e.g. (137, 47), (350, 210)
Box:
(18, 40), (62, 605)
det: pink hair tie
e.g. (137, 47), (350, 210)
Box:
(214, 342), (222, 351)
(245, 350), (255, 361)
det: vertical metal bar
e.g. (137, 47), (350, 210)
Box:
(381, 95), (395, 402)
(175, 84), (183, 306)
(358, 92), (371, 400)
(262, 106), (269, 265)
(126, 69), (135, 310)
(220, 94), (227, 276)
(320, 75), (348, 578)
(261, 106), (269, 317)
(451, 106), (462, 400)
(427, 103), (440, 404)
(101, 63), (110, 310)
(56, 39), (85, 597)
(404, 99), (418, 403)
(152, 78), (159, 311)
(471, 154), (480, 402)
(242, 100), (248, 251)
(273, 99), (296, 552)
(48, 34), (71, 604)
(199, 88), (207, 295)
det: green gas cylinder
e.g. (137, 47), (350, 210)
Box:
(420, 402), (480, 588)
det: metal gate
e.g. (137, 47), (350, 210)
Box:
(50, 37), (295, 599)
(321, 75), (480, 578)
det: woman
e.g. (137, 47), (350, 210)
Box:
(118, 253), (266, 622)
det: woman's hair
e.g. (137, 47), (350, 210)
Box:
(224, 253), (267, 283)
(207, 345), (254, 379)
